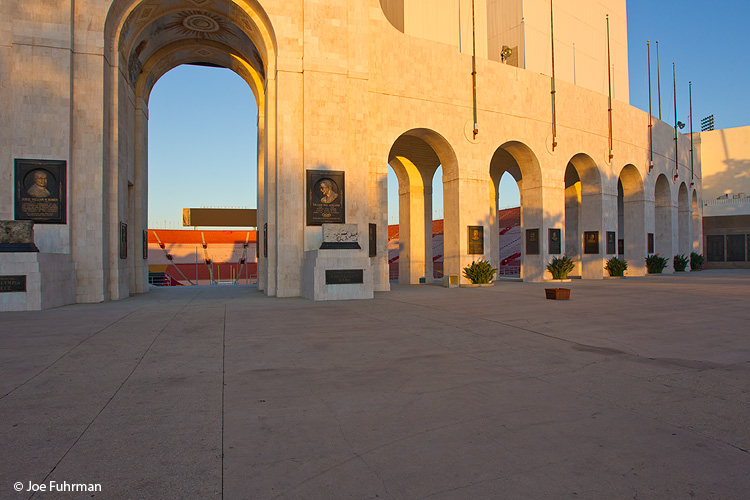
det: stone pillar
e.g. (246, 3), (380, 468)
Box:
(398, 175), (428, 284)
(273, 69), (303, 297)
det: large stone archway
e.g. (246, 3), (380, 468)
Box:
(100, 0), (277, 300)
(618, 164), (646, 276)
(564, 153), (605, 279)
(489, 141), (544, 281)
(388, 129), (459, 284)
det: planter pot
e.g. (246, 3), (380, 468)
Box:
(545, 288), (570, 300)
(604, 275), (624, 279)
(460, 283), (494, 287)
(547, 278), (572, 282)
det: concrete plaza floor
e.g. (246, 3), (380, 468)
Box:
(1, 270), (749, 499)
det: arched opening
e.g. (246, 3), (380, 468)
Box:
(489, 142), (543, 281)
(617, 165), (646, 276)
(387, 130), (456, 284)
(692, 190), (701, 253)
(677, 182), (690, 257)
(104, 0), (275, 299)
(563, 154), (603, 278)
(654, 174), (674, 269)
(496, 172), (521, 276)
(147, 64), (258, 286)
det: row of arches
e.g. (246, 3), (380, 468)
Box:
(387, 129), (700, 283)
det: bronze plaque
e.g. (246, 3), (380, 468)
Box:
(549, 228), (561, 255)
(14, 159), (66, 224)
(142, 230), (148, 260)
(307, 170), (345, 225)
(325, 269), (364, 285)
(120, 222), (127, 259)
(584, 231), (599, 254)
(369, 223), (377, 257)
(263, 223), (268, 258)
(618, 239), (624, 256)
(526, 229), (540, 255)
(606, 231), (616, 255)
(647, 233), (655, 254)
(0, 275), (26, 293)
(468, 226), (484, 254)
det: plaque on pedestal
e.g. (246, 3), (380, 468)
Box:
(14, 159), (66, 224)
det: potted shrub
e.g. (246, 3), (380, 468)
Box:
(673, 254), (689, 272)
(690, 252), (705, 271)
(462, 259), (497, 286)
(604, 256), (628, 277)
(645, 254), (668, 274)
(546, 255), (575, 280)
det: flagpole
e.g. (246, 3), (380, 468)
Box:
(647, 41), (653, 172)
(606, 14), (613, 161)
(656, 41), (662, 120)
(550, 0), (557, 150)
(673, 62), (678, 180)
(689, 81), (694, 185)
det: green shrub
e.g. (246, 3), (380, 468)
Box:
(546, 255), (575, 279)
(690, 252), (705, 271)
(645, 254), (668, 274)
(673, 254), (689, 272)
(604, 256), (628, 276)
(462, 259), (497, 284)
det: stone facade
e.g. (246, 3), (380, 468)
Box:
(0, 0), (702, 309)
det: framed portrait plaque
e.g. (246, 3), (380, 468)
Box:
(548, 228), (561, 255)
(526, 229), (540, 255)
(14, 159), (66, 224)
(606, 231), (616, 255)
(468, 226), (484, 254)
(306, 170), (345, 226)
(369, 223), (377, 257)
(584, 231), (599, 254)
(120, 222), (127, 259)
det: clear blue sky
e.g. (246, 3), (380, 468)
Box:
(148, 0), (750, 228)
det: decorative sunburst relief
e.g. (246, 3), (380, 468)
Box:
(164, 11), (237, 41)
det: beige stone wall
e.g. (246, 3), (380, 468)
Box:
(698, 126), (750, 201)
(0, 0), (703, 309)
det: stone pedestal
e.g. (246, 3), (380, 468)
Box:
(301, 224), (374, 301)
(0, 253), (75, 311)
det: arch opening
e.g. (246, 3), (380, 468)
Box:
(617, 164), (646, 276)
(387, 130), (456, 284)
(103, 0), (276, 298)
(489, 141), (542, 280)
(654, 174), (673, 269)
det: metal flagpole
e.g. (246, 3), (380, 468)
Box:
(689, 81), (694, 185)
(673, 62), (678, 180)
(472, 0), (478, 138)
(656, 41), (662, 120)
(550, 0), (557, 150)
(606, 14), (613, 161)
(647, 41), (653, 172)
